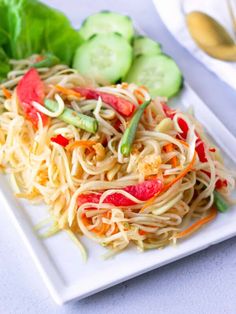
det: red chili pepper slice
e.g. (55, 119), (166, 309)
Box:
(162, 102), (208, 162)
(215, 179), (228, 189)
(209, 148), (216, 153)
(17, 68), (48, 127)
(113, 119), (122, 131)
(195, 139), (208, 162)
(177, 118), (188, 139)
(74, 87), (135, 117)
(162, 102), (176, 119)
(78, 179), (163, 208)
(51, 134), (69, 147)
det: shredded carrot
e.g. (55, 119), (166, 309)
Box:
(95, 212), (111, 236)
(139, 230), (147, 236)
(1, 86), (12, 99)
(81, 213), (91, 227)
(66, 140), (96, 153)
(91, 212), (111, 236)
(112, 224), (119, 235)
(139, 190), (162, 212)
(175, 207), (217, 239)
(82, 211), (112, 236)
(140, 85), (148, 92)
(162, 150), (197, 193)
(81, 213), (102, 234)
(172, 157), (177, 167)
(134, 89), (145, 104)
(54, 85), (81, 99)
(35, 55), (44, 62)
(135, 89), (144, 97)
(164, 143), (178, 168)
(177, 139), (189, 147)
(164, 143), (173, 152)
(121, 82), (128, 88)
(96, 222), (110, 236)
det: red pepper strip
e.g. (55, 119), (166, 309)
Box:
(195, 138), (207, 162)
(162, 102), (176, 119)
(209, 148), (216, 152)
(113, 119), (122, 131)
(51, 134), (69, 147)
(78, 179), (163, 208)
(215, 180), (228, 189)
(201, 170), (227, 189)
(162, 102), (207, 162)
(17, 68), (48, 127)
(74, 87), (135, 117)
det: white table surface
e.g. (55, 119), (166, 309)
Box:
(1, 1), (236, 313)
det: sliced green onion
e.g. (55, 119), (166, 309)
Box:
(214, 190), (229, 212)
(120, 99), (151, 156)
(32, 52), (60, 68)
(44, 99), (98, 133)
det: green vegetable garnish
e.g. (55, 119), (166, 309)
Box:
(214, 190), (229, 212)
(44, 99), (98, 134)
(120, 99), (151, 156)
(0, 48), (10, 82)
(32, 53), (60, 68)
(0, 0), (83, 70)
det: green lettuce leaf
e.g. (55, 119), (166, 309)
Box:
(0, 48), (10, 82)
(0, 0), (83, 65)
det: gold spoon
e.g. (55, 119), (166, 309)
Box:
(186, 11), (236, 61)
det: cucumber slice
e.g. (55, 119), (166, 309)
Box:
(125, 54), (182, 98)
(79, 11), (134, 42)
(73, 33), (133, 84)
(133, 36), (162, 57)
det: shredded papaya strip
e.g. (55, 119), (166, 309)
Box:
(174, 207), (217, 239)
(54, 85), (81, 99)
(2, 86), (12, 99)
(66, 140), (96, 153)
(164, 143), (177, 168)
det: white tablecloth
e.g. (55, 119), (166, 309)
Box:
(1, 1), (236, 313)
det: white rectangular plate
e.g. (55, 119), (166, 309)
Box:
(1, 83), (236, 305)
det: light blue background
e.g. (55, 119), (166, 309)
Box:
(1, 1), (236, 313)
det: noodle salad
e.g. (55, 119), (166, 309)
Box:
(0, 56), (235, 259)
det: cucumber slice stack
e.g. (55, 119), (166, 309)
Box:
(133, 35), (162, 57)
(73, 11), (183, 98)
(79, 11), (134, 42)
(125, 54), (182, 98)
(73, 33), (133, 84)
